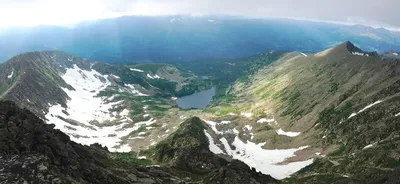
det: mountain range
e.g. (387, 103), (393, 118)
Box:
(1, 15), (400, 64)
(0, 40), (400, 183)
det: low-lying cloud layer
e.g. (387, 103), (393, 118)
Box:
(0, 0), (399, 29)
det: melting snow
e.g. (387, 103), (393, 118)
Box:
(362, 142), (376, 150)
(348, 100), (383, 119)
(130, 68), (144, 72)
(125, 84), (148, 96)
(396, 112), (400, 117)
(7, 71), (14, 79)
(220, 121), (231, 124)
(111, 75), (120, 79)
(204, 120), (224, 135)
(116, 144), (131, 152)
(393, 53), (399, 56)
(45, 64), (156, 152)
(220, 136), (313, 179)
(138, 156), (147, 159)
(276, 129), (301, 137)
(204, 130), (224, 154)
(147, 73), (161, 79)
(257, 118), (275, 124)
(240, 112), (253, 118)
(244, 125), (253, 131)
(352, 52), (365, 56)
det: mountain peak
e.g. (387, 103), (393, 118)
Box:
(321, 41), (379, 57)
(345, 41), (363, 53)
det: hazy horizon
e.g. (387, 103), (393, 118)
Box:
(0, 0), (399, 31)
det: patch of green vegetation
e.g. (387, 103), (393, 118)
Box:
(288, 91), (301, 105)
(329, 145), (346, 156)
(329, 82), (339, 93)
(131, 63), (170, 73)
(338, 84), (360, 103)
(318, 102), (353, 129)
(149, 79), (177, 96)
(0, 84), (8, 96)
(205, 105), (241, 116)
(175, 80), (213, 97)
(148, 117), (207, 164)
(174, 52), (285, 104)
(382, 157), (400, 168)
(104, 152), (152, 168)
(130, 103), (145, 116)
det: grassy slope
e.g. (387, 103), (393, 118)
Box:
(209, 42), (400, 183)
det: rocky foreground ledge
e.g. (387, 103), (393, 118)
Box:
(0, 101), (278, 184)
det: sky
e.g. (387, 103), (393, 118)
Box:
(0, 0), (399, 30)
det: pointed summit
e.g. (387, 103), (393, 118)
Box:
(345, 41), (363, 53)
(319, 41), (379, 57)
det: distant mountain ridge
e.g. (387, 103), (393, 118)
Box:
(0, 15), (400, 63)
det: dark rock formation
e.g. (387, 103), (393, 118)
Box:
(150, 117), (279, 184)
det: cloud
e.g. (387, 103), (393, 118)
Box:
(0, 0), (399, 29)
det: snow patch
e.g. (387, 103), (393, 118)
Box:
(220, 136), (313, 179)
(257, 118), (275, 124)
(7, 71), (14, 79)
(300, 53), (307, 57)
(393, 53), (398, 56)
(45, 65), (156, 152)
(138, 156), (147, 160)
(363, 142), (377, 150)
(130, 68), (144, 72)
(240, 112), (252, 118)
(352, 52), (365, 56)
(276, 129), (301, 137)
(220, 121), (231, 124)
(204, 120), (224, 135)
(116, 144), (131, 152)
(147, 73), (161, 79)
(204, 130), (224, 154)
(111, 75), (120, 79)
(348, 100), (383, 119)
(125, 84), (148, 96)
(244, 125), (253, 131)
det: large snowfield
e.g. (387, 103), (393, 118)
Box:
(45, 64), (154, 152)
(204, 120), (313, 180)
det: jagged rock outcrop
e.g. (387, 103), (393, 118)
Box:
(0, 101), (187, 183)
(150, 117), (279, 184)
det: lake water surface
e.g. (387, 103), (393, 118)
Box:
(176, 87), (216, 109)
